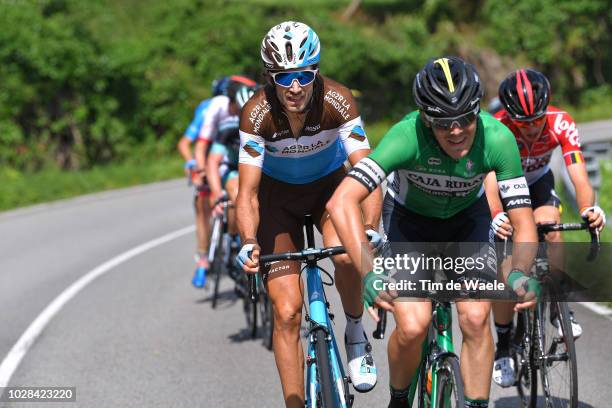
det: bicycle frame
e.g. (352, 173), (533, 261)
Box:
(407, 301), (459, 408)
(259, 215), (352, 408)
(305, 263), (350, 408)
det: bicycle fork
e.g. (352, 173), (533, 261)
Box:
(305, 265), (352, 408)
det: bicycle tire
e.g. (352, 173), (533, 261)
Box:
(260, 291), (274, 350)
(211, 223), (225, 309)
(538, 301), (578, 408)
(434, 356), (465, 408)
(515, 310), (537, 408)
(243, 289), (257, 338)
(314, 328), (336, 408)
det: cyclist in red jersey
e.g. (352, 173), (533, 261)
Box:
(484, 69), (606, 387)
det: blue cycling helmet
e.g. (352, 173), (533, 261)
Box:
(211, 76), (230, 97)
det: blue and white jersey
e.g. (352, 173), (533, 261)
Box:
(238, 76), (370, 184)
(184, 99), (212, 142)
(198, 95), (238, 143)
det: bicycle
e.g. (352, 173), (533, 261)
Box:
(259, 214), (354, 408)
(208, 193), (235, 309)
(374, 294), (465, 407)
(511, 222), (599, 408)
(246, 272), (274, 349)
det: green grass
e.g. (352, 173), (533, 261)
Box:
(366, 120), (394, 147)
(569, 85), (612, 123)
(0, 155), (184, 212)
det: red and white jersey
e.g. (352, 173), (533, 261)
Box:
(494, 106), (584, 185)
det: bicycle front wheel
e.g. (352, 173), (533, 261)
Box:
(433, 356), (464, 408)
(314, 328), (337, 407)
(210, 221), (225, 309)
(259, 290), (274, 350)
(538, 301), (578, 408)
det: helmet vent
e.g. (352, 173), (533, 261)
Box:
(285, 43), (293, 62)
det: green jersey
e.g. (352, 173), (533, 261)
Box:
(348, 111), (530, 218)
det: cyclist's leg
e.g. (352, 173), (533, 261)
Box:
(317, 168), (377, 391)
(192, 182), (212, 287)
(456, 300), (494, 402)
(491, 253), (516, 387)
(452, 195), (496, 404)
(223, 171), (239, 235)
(531, 171), (563, 277)
(195, 181), (212, 258)
(388, 301), (432, 390)
(257, 174), (306, 408)
(381, 194), (434, 402)
(261, 232), (305, 408)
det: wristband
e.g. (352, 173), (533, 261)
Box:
(243, 238), (258, 245)
(491, 209), (503, 219)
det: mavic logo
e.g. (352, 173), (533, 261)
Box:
(507, 198), (531, 206)
(499, 185), (510, 194)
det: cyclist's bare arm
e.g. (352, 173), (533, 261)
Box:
(566, 162), (604, 230)
(194, 139), (209, 179)
(236, 163), (262, 245)
(206, 152), (224, 203)
(567, 162), (594, 209)
(177, 137), (193, 161)
(484, 171), (503, 215)
(326, 177), (373, 278)
(484, 171), (513, 238)
(506, 206), (538, 261)
(346, 149), (383, 229)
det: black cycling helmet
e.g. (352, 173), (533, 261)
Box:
(413, 56), (483, 118)
(226, 76), (256, 103)
(498, 68), (551, 120)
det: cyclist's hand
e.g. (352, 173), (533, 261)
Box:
(236, 243), (260, 274)
(491, 211), (513, 239)
(184, 159), (196, 177)
(508, 270), (540, 310)
(581, 205), (606, 232)
(363, 271), (396, 321)
(192, 169), (205, 187)
(210, 191), (225, 215)
(365, 228), (384, 254)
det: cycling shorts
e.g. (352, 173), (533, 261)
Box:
(381, 193), (498, 299)
(257, 167), (345, 281)
(529, 170), (561, 209)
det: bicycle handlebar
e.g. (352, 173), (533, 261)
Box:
(259, 246), (345, 264)
(537, 221), (600, 261)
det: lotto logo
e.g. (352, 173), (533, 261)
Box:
(553, 114), (579, 146)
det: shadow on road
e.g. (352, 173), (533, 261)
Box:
(494, 397), (594, 407)
(195, 288), (239, 309)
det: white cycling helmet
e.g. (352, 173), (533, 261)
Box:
(260, 21), (320, 70)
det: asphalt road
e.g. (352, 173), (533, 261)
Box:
(1, 175), (612, 407)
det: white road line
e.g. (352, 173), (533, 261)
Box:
(578, 302), (612, 322)
(0, 225), (195, 387)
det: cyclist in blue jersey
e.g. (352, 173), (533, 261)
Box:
(180, 75), (256, 288)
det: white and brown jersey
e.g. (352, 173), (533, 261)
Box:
(238, 76), (370, 184)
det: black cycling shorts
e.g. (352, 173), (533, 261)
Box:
(381, 193), (498, 299)
(529, 170), (561, 209)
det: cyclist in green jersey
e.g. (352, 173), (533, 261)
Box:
(327, 57), (539, 408)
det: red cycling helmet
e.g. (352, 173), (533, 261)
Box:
(498, 69), (551, 120)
